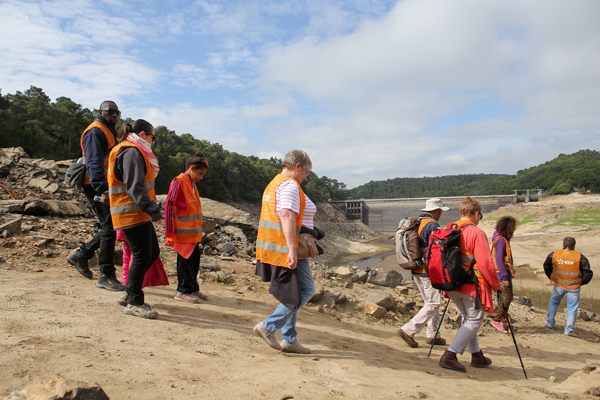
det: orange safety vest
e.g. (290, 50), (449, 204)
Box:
(550, 249), (582, 290)
(256, 174), (306, 268)
(80, 121), (117, 186)
(171, 173), (203, 244)
(491, 235), (515, 278)
(454, 220), (488, 287)
(412, 217), (436, 274)
(107, 142), (156, 230)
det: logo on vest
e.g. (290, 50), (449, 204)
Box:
(556, 258), (575, 265)
(263, 194), (271, 202)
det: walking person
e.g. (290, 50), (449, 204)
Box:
(108, 120), (162, 319)
(397, 198), (448, 348)
(253, 150), (317, 354)
(439, 197), (503, 373)
(164, 151), (209, 303)
(490, 216), (518, 333)
(544, 237), (593, 336)
(67, 101), (125, 292)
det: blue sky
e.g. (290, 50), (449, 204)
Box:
(2, 0), (600, 188)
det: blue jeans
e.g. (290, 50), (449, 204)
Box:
(546, 285), (580, 334)
(264, 259), (315, 343)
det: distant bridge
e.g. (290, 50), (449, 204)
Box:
(331, 191), (543, 234)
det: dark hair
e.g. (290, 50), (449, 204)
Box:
(495, 216), (517, 239)
(563, 236), (576, 249)
(185, 151), (209, 170)
(117, 119), (154, 142)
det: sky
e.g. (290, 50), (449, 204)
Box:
(1, 0), (600, 188)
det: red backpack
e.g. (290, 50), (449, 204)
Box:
(425, 223), (478, 294)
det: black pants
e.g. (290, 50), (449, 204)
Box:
(123, 222), (160, 306)
(79, 185), (116, 276)
(176, 243), (201, 294)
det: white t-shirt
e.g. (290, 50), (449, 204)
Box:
(275, 179), (316, 229)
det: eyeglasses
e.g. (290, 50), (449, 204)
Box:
(103, 109), (121, 116)
(302, 167), (310, 175)
(478, 211), (484, 219)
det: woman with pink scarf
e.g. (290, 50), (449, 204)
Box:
(108, 120), (163, 319)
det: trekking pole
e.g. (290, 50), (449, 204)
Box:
(497, 291), (528, 379)
(427, 297), (450, 358)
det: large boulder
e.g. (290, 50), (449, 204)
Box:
(367, 267), (403, 288)
(365, 292), (396, 311)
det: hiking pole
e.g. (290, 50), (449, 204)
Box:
(427, 297), (450, 358)
(497, 291), (528, 379)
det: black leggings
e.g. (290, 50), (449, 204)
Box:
(123, 222), (160, 306)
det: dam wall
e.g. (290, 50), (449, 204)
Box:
(333, 195), (529, 234)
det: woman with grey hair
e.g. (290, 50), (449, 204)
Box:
(253, 149), (321, 354)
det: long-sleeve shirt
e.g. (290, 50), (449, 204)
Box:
(82, 116), (117, 195)
(112, 146), (162, 224)
(492, 230), (512, 281)
(451, 222), (502, 314)
(164, 174), (191, 238)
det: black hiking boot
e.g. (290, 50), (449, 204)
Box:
(67, 250), (93, 279)
(96, 274), (126, 292)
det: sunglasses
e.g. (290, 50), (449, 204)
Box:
(103, 109), (121, 116)
(478, 211), (484, 219)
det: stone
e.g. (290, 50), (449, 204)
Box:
(309, 285), (325, 303)
(396, 286), (409, 295)
(65, 238), (79, 249)
(513, 295), (533, 307)
(582, 365), (597, 374)
(334, 266), (355, 280)
(202, 220), (218, 234)
(0, 218), (22, 235)
(8, 373), (109, 400)
(355, 269), (368, 282)
(27, 178), (51, 190)
(403, 301), (416, 311)
(367, 267), (403, 288)
(578, 309), (595, 322)
(217, 243), (236, 255)
(586, 387), (600, 396)
(594, 314), (600, 323)
(200, 259), (221, 272)
(364, 302), (387, 318)
(34, 237), (54, 248)
(365, 292), (396, 311)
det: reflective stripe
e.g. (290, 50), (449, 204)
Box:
(258, 220), (301, 233)
(108, 181), (154, 195)
(256, 240), (288, 254)
(110, 203), (142, 215)
(504, 257), (513, 263)
(174, 227), (203, 234)
(554, 270), (582, 277)
(174, 213), (203, 222)
(461, 255), (475, 262)
(552, 277), (582, 285)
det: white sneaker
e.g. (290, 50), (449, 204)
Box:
(280, 340), (311, 354)
(545, 321), (554, 329)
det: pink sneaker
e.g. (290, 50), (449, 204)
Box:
(490, 320), (507, 333)
(174, 291), (200, 303)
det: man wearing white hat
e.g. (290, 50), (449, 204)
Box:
(398, 198), (449, 348)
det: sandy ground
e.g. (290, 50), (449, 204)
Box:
(2, 194), (600, 399)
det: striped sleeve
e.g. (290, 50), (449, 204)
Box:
(164, 179), (180, 238)
(276, 179), (301, 218)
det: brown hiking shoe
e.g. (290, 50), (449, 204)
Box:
(439, 350), (466, 373)
(470, 350), (492, 368)
(426, 337), (447, 346)
(397, 328), (418, 348)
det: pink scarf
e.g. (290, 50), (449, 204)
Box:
(126, 133), (160, 177)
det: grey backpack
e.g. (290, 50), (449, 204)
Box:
(395, 217), (423, 270)
(64, 157), (86, 189)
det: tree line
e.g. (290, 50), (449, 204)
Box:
(0, 86), (347, 202)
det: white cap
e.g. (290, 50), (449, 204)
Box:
(421, 198), (449, 212)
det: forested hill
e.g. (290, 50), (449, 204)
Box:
(2, 86), (600, 202)
(0, 86), (346, 202)
(348, 149), (600, 199)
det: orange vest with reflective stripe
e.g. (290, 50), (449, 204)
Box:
(413, 217), (436, 274)
(171, 173), (203, 244)
(80, 121), (117, 186)
(256, 174), (306, 268)
(551, 249), (582, 290)
(107, 142), (156, 230)
(454, 220), (488, 287)
(491, 235), (515, 278)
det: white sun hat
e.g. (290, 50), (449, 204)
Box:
(421, 198), (449, 212)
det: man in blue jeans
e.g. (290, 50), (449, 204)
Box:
(544, 237), (593, 336)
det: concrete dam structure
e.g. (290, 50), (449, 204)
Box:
(333, 193), (540, 234)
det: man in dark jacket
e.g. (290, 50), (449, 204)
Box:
(67, 101), (125, 292)
(544, 237), (593, 336)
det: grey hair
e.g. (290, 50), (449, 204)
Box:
(282, 150), (312, 171)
